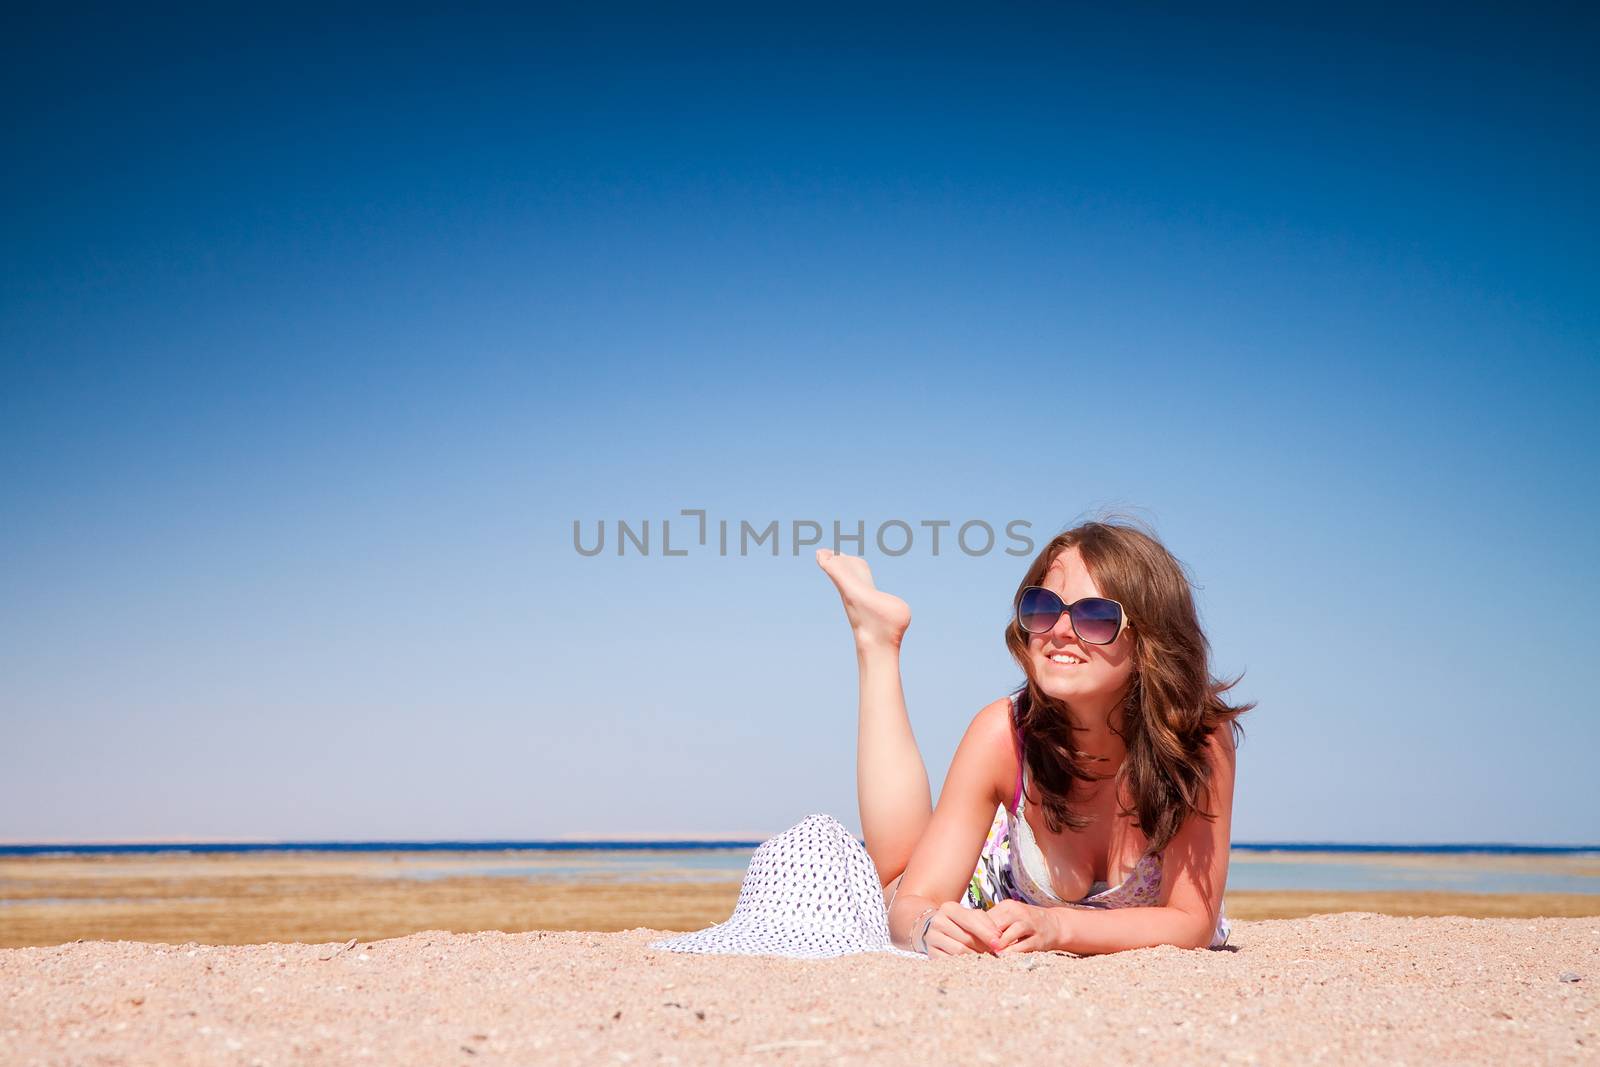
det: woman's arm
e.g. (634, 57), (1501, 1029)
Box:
(1050, 901), (1217, 953)
(996, 725), (1237, 955)
(887, 697), (1017, 955)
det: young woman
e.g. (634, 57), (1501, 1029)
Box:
(818, 519), (1252, 958)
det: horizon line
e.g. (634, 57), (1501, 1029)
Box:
(1, 836), (1596, 852)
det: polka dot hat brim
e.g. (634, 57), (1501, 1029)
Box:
(648, 813), (927, 960)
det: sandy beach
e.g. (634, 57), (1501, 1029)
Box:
(3, 916), (1595, 1064)
(4, 850), (1596, 1062)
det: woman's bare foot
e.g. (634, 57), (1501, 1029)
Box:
(816, 548), (912, 649)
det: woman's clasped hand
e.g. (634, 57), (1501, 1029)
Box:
(920, 899), (1068, 957)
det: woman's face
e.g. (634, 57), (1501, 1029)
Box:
(1026, 546), (1137, 708)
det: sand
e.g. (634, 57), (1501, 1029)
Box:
(2, 915), (1595, 1064)
(5, 850), (1596, 1062)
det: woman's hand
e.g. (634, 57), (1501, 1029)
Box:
(989, 900), (1067, 955)
(921, 901), (1005, 957)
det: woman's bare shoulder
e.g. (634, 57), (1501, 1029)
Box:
(970, 694), (1016, 737)
(950, 695), (1021, 807)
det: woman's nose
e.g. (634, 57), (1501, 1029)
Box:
(1052, 609), (1078, 642)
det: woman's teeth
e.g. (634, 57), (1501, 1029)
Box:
(1048, 654), (1083, 666)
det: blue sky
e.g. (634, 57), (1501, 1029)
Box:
(2, 4), (1596, 844)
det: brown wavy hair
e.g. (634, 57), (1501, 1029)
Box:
(1003, 517), (1253, 853)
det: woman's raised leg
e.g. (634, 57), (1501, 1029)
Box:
(815, 549), (931, 889)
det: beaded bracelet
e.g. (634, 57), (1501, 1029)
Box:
(910, 906), (939, 955)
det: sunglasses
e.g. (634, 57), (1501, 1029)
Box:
(1015, 586), (1132, 645)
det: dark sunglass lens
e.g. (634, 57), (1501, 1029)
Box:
(1071, 598), (1122, 644)
(1017, 587), (1065, 634)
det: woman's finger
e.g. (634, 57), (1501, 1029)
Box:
(986, 901), (1021, 926)
(993, 919), (1033, 951)
(926, 926), (976, 956)
(998, 933), (1043, 956)
(929, 915), (988, 954)
(988, 904), (1029, 941)
(941, 906), (1003, 953)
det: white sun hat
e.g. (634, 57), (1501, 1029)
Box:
(648, 813), (926, 959)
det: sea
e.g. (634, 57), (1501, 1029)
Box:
(2, 841), (1596, 895)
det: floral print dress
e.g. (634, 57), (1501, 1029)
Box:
(960, 696), (1231, 949)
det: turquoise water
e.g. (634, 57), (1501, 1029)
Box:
(394, 849), (1600, 895)
(6, 841), (1595, 895)
(394, 850), (755, 883)
(1224, 858), (1598, 895)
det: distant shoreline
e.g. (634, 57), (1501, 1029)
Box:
(1, 839), (1596, 857)
(4, 847), (1600, 951)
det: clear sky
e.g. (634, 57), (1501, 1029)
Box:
(3, 5), (1595, 845)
